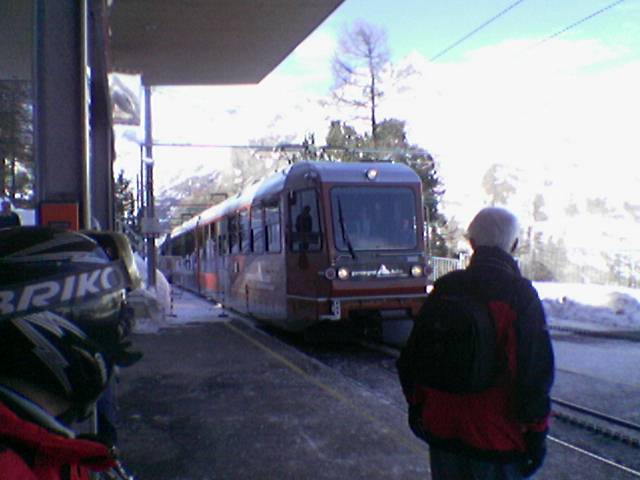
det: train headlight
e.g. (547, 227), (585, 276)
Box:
(324, 268), (337, 280)
(365, 168), (378, 181)
(410, 264), (424, 277)
(337, 267), (350, 280)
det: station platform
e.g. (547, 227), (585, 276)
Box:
(115, 290), (431, 479)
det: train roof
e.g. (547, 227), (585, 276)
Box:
(289, 160), (420, 184)
(168, 160), (420, 238)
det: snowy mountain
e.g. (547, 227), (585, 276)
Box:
(116, 45), (640, 286)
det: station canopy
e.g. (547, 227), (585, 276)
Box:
(108, 1), (344, 86)
(0, 1), (343, 86)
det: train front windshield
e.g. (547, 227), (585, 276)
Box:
(330, 187), (418, 252)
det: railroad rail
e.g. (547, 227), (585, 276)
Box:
(552, 397), (640, 449)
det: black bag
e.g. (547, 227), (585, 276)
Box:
(408, 292), (499, 393)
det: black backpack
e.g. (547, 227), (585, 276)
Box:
(405, 291), (499, 394)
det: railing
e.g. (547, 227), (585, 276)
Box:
(429, 256), (464, 281)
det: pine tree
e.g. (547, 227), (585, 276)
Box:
(0, 80), (34, 204)
(114, 169), (136, 232)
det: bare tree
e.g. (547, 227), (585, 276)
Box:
(331, 21), (390, 146)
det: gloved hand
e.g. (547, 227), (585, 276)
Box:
(520, 429), (547, 478)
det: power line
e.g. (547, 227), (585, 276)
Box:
(142, 142), (431, 156)
(531, 0), (626, 48)
(430, 0), (527, 61)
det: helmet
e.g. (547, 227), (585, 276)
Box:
(0, 227), (132, 413)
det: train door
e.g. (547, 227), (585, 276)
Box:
(286, 188), (323, 323)
(227, 214), (241, 311)
(195, 223), (204, 295)
(200, 222), (217, 297)
(238, 209), (251, 314)
(217, 217), (230, 308)
(186, 231), (198, 292)
(263, 198), (286, 319)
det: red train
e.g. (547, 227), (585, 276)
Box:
(159, 161), (429, 333)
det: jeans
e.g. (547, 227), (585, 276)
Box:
(429, 447), (523, 480)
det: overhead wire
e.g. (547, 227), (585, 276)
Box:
(429, 0), (527, 61)
(428, 0), (626, 61)
(530, 0), (626, 48)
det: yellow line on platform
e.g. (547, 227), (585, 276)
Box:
(224, 321), (428, 457)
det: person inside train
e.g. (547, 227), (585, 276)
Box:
(295, 205), (313, 251)
(396, 216), (415, 247)
(397, 206), (555, 479)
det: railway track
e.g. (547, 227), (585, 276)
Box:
(552, 397), (640, 446)
(549, 325), (640, 343)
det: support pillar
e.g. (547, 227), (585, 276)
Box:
(34, 1), (87, 228)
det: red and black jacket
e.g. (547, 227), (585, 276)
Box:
(397, 246), (555, 461)
(0, 399), (116, 480)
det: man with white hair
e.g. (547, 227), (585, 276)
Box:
(397, 207), (555, 479)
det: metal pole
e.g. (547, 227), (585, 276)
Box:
(424, 201), (432, 258)
(144, 85), (156, 288)
(138, 144), (144, 212)
(81, 0), (92, 229)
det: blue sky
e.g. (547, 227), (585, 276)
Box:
(325, 0), (639, 60)
(277, 0), (640, 92)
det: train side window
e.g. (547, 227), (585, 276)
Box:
(197, 224), (206, 260)
(186, 231), (195, 257)
(185, 231), (196, 269)
(229, 215), (239, 254)
(251, 205), (265, 254)
(290, 189), (321, 252)
(264, 200), (281, 253)
(240, 210), (251, 254)
(218, 220), (228, 256)
(179, 234), (186, 257)
(206, 223), (216, 259)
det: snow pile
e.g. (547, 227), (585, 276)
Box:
(535, 282), (640, 331)
(129, 254), (172, 333)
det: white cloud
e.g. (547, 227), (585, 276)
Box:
(373, 39), (640, 228)
(116, 35), (640, 249)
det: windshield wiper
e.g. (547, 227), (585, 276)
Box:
(337, 197), (356, 259)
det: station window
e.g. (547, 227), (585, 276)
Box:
(289, 189), (321, 252)
(251, 205), (265, 254)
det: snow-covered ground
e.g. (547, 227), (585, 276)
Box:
(535, 282), (640, 332)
